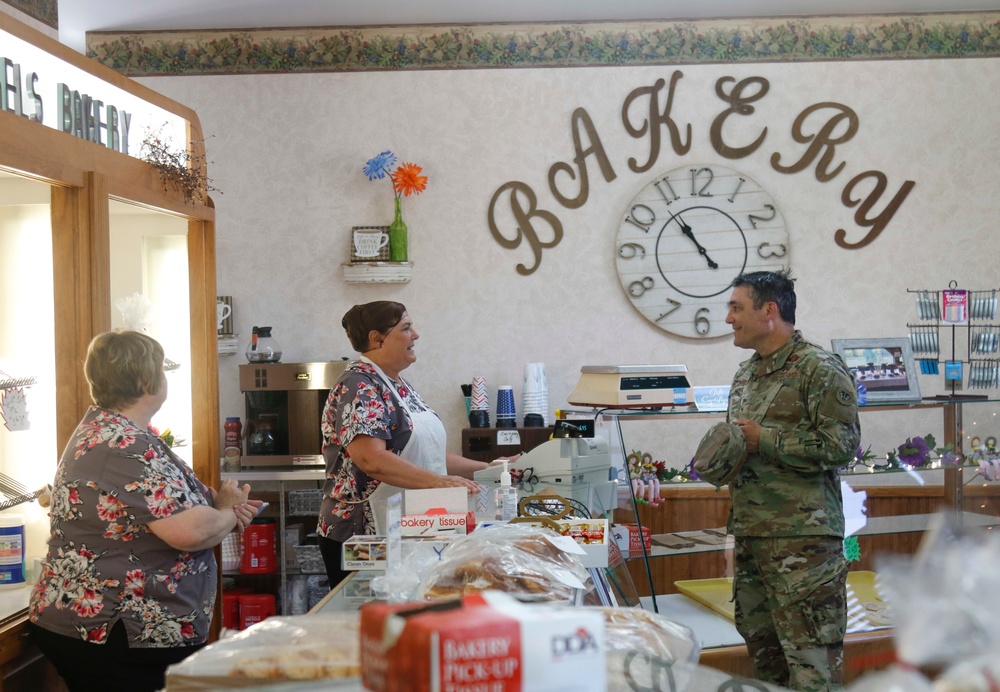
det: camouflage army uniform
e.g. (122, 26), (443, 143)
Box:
(726, 331), (860, 692)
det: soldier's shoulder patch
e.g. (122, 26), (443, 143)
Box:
(837, 389), (853, 405)
(788, 355), (800, 362)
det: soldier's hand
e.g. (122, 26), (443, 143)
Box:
(734, 419), (761, 453)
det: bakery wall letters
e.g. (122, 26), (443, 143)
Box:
(487, 70), (915, 275)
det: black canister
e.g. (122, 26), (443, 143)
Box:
(468, 409), (490, 428)
(523, 413), (545, 427)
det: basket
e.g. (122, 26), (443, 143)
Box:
(293, 544), (326, 574)
(288, 489), (323, 516)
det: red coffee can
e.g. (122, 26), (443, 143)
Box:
(241, 517), (277, 574)
(221, 587), (253, 630)
(239, 593), (275, 630)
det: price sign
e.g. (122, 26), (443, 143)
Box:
(496, 430), (521, 447)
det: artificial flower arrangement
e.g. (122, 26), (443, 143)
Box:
(846, 433), (1000, 483)
(362, 150), (428, 262)
(151, 425), (186, 448)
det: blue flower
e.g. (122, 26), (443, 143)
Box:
(363, 150), (397, 181)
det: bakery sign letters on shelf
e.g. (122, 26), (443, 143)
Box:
(487, 71), (915, 275)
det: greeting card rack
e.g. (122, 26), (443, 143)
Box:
(907, 281), (999, 397)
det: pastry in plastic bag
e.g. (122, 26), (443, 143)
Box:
(164, 613), (360, 689)
(416, 523), (591, 602)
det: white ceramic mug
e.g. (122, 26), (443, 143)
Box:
(216, 301), (232, 331)
(353, 229), (390, 258)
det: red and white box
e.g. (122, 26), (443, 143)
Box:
(401, 488), (473, 537)
(610, 523), (651, 553)
(400, 508), (470, 537)
(360, 591), (605, 692)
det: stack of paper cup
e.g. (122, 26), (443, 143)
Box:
(469, 376), (490, 427)
(496, 385), (516, 428)
(522, 363), (549, 425)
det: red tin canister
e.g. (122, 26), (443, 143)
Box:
(221, 586), (254, 630)
(241, 517), (277, 574)
(239, 593), (276, 630)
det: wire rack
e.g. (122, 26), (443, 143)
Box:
(908, 283), (1000, 395)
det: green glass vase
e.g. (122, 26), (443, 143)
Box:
(389, 197), (408, 262)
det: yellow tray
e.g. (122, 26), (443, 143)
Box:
(675, 571), (885, 627)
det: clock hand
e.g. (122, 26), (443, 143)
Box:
(675, 214), (719, 269)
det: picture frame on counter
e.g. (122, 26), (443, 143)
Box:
(831, 337), (921, 404)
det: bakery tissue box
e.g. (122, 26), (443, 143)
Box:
(610, 523), (651, 552)
(360, 590), (606, 692)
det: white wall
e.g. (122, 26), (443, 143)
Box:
(139, 57), (1000, 469)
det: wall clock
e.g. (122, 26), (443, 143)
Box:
(615, 163), (790, 339)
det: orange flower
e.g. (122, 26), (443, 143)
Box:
(391, 162), (428, 197)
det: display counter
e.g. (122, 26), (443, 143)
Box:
(308, 569), (894, 684)
(0, 587), (29, 623)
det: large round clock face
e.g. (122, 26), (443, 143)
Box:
(615, 164), (790, 339)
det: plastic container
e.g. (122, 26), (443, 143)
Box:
(494, 461), (518, 521)
(241, 517), (277, 574)
(223, 417), (242, 466)
(0, 514), (25, 588)
(238, 593), (275, 630)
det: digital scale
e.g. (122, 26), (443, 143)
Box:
(566, 364), (691, 408)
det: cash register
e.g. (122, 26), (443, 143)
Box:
(474, 435), (617, 517)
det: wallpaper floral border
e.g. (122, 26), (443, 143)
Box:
(86, 12), (1000, 77)
(2, 0), (57, 29)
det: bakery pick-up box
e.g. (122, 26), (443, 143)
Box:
(360, 591), (606, 692)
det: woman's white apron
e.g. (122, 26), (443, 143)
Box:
(360, 357), (446, 534)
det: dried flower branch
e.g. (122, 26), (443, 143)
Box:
(139, 124), (220, 204)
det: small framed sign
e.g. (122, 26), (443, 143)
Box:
(350, 226), (391, 262)
(831, 338), (921, 404)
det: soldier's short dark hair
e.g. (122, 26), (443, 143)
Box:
(731, 270), (796, 324)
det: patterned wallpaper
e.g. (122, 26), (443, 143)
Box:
(1, 0), (56, 29)
(88, 12), (1000, 77)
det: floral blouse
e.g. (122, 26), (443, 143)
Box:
(30, 407), (217, 648)
(316, 360), (433, 542)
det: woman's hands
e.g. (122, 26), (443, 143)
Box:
(210, 479), (264, 532)
(431, 474), (481, 495)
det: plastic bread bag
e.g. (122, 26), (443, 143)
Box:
(371, 536), (457, 603)
(164, 613), (360, 690)
(415, 522), (591, 602)
(933, 651), (1000, 691)
(594, 606), (700, 692)
(873, 510), (1000, 670)
(845, 666), (934, 692)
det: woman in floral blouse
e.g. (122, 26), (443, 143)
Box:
(28, 330), (263, 692)
(316, 301), (488, 587)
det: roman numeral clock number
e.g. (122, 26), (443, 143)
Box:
(615, 164), (790, 339)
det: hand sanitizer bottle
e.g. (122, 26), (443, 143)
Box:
(495, 460), (518, 521)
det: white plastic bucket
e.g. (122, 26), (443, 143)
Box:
(0, 514), (26, 588)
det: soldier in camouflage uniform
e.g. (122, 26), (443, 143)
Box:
(695, 270), (861, 692)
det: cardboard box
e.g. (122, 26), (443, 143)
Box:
(343, 536), (387, 571)
(284, 524), (306, 570)
(400, 508), (470, 537)
(610, 523), (651, 553)
(360, 591), (605, 692)
(515, 517), (609, 568)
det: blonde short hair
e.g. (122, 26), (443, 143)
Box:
(85, 330), (165, 410)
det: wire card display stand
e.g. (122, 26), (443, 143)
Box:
(0, 366), (43, 510)
(907, 282), (999, 396)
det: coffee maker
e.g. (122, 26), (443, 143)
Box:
(238, 361), (348, 467)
